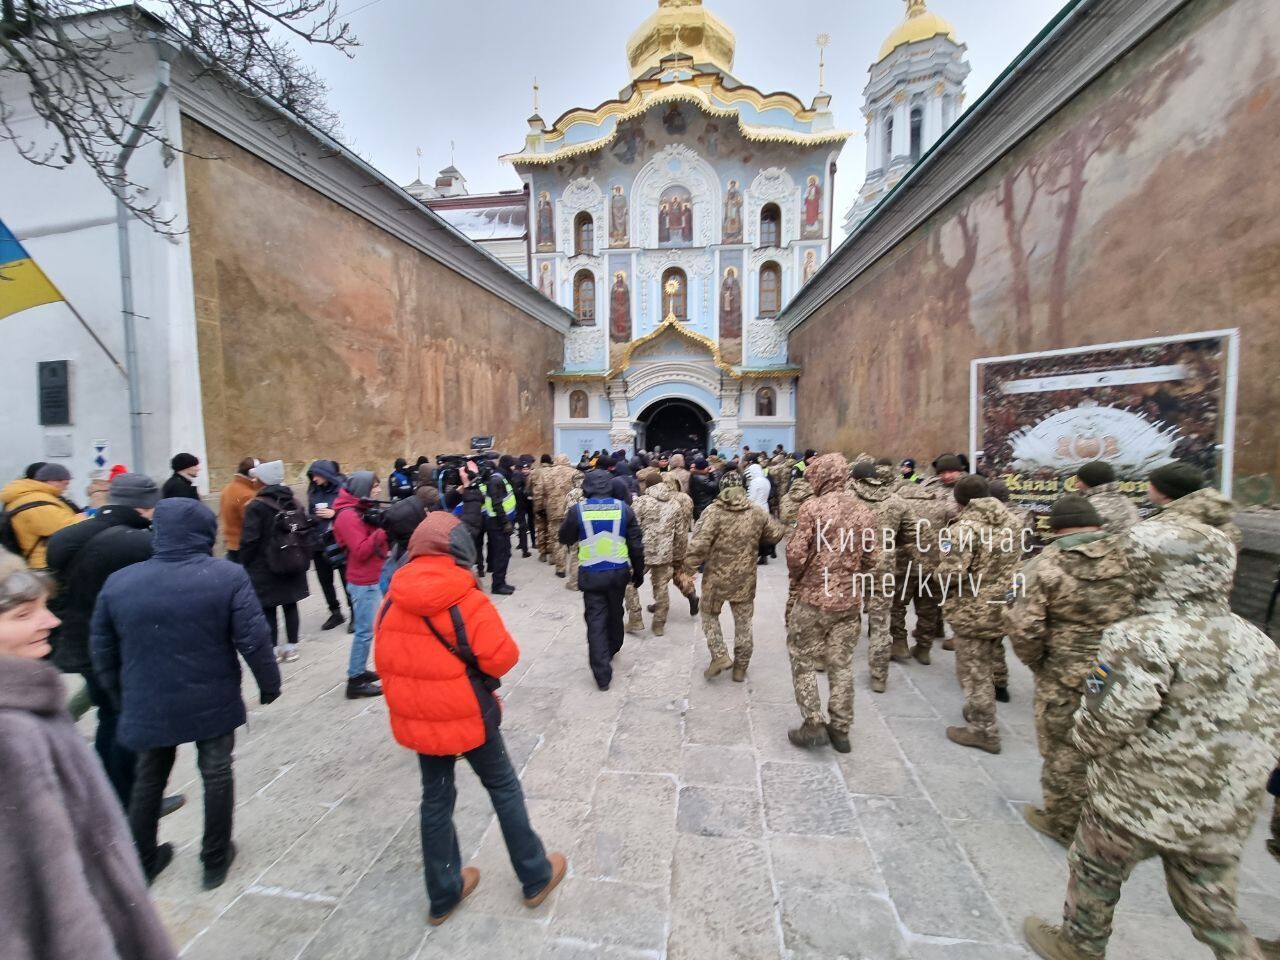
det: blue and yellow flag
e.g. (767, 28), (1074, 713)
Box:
(0, 219), (63, 320)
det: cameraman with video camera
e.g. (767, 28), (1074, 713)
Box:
(332, 472), (388, 699)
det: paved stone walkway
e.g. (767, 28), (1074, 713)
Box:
(139, 550), (1280, 959)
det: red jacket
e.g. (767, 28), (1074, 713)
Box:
(332, 489), (387, 586)
(375, 554), (519, 755)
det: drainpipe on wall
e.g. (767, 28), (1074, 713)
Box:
(115, 43), (173, 473)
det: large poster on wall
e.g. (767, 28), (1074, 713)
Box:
(971, 332), (1237, 537)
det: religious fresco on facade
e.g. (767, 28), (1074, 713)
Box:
(569, 389), (590, 419)
(611, 121), (648, 165)
(536, 191), (556, 251)
(659, 186), (694, 247)
(662, 104), (688, 135)
(803, 248), (818, 283)
(722, 179), (744, 243)
(609, 185), (629, 247)
(608, 255), (633, 368)
(536, 259), (555, 299)
(699, 121), (722, 158)
(718, 249), (743, 364)
(801, 175), (823, 239)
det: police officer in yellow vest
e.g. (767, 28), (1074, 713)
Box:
(557, 467), (646, 691)
(479, 456), (520, 596)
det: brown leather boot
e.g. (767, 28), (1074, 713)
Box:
(942, 636), (956, 651)
(910, 644), (931, 666)
(889, 639), (911, 663)
(731, 662), (747, 683)
(1023, 806), (1073, 848)
(870, 677), (887, 694)
(946, 725), (1001, 754)
(787, 719), (829, 749)
(703, 655), (733, 679)
(429, 867), (481, 926)
(1023, 917), (1093, 960)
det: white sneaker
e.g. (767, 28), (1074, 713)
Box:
(280, 645), (300, 663)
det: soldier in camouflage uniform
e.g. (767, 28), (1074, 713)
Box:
(660, 474), (699, 615)
(541, 455), (580, 577)
(527, 455), (553, 562)
(988, 477), (1035, 702)
(892, 462), (959, 665)
(563, 471), (585, 591)
(785, 454), (879, 752)
(633, 473), (686, 635)
(1003, 495), (1134, 845)
(1075, 461), (1140, 536)
(937, 475), (1021, 755)
(847, 460), (910, 692)
(684, 469), (785, 683)
(779, 474), (814, 621)
(1024, 464), (1280, 960)
(767, 454), (791, 516)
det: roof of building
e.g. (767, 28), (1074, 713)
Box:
(878, 0), (959, 62)
(626, 0), (736, 82)
(429, 203), (527, 241)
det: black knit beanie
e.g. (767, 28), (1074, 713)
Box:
(1149, 462), (1204, 501)
(171, 452), (199, 472)
(1076, 461), (1115, 487)
(953, 475), (989, 506)
(1050, 494), (1102, 530)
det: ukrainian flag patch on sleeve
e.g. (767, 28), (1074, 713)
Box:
(1085, 661), (1111, 696)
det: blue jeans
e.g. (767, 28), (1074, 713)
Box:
(417, 733), (551, 917)
(347, 582), (382, 678)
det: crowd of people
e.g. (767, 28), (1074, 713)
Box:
(2, 441), (1279, 959)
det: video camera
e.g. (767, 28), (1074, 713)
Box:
(357, 498), (393, 529)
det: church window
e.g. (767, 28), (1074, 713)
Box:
(759, 262), (781, 317)
(756, 387), (776, 417)
(574, 212), (594, 256)
(910, 108), (923, 163)
(883, 116), (894, 167)
(573, 270), (596, 325)
(661, 267), (688, 320)
(759, 204), (780, 248)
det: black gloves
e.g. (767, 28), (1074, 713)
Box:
(260, 690), (281, 706)
(632, 569), (645, 588)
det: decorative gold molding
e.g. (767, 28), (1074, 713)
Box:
(607, 316), (738, 378)
(548, 370), (611, 381)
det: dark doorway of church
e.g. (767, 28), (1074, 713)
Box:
(639, 399), (711, 453)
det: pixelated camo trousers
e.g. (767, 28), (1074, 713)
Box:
(702, 597), (754, 667)
(1065, 804), (1260, 959)
(787, 601), (858, 734)
(1034, 675), (1088, 838)
(953, 634), (1001, 741)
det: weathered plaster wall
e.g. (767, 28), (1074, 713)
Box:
(183, 118), (562, 488)
(790, 0), (1280, 502)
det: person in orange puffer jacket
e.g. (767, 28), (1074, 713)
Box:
(375, 511), (566, 927)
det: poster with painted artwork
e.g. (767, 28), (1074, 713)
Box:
(658, 186), (693, 248)
(609, 270), (632, 344)
(801, 175), (823, 239)
(972, 333), (1236, 538)
(609, 185), (629, 247)
(722, 179), (743, 243)
(536, 191), (556, 251)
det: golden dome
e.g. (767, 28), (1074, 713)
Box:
(877, 0), (957, 62)
(626, 0), (736, 82)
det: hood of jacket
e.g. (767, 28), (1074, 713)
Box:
(151, 497), (217, 560)
(807, 453), (848, 497)
(333, 488), (363, 512)
(1159, 487), (1236, 530)
(957, 497), (1009, 527)
(1, 478), (60, 506)
(612, 459), (634, 478)
(744, 463), (766, 484)
(307, 459), (344, 490)
(644, 483), (673, 504)
(554, 454), (572, 466)
(849, 477), (890, 503)
(389, 552), (479, 618)
(583, 469), (616, 498)
(1054, 531), (1130, 582)
(668, 454), (685, 470)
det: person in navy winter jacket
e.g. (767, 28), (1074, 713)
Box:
(90, 498), (281, 890)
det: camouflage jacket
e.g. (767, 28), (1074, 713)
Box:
(1074, 491), (1280, 856)
(685, 489), (786, 604)
(564, 472), (585, 515)
(1080, 481), (1141, 536)
(1004, 532), (1134, 690)
(665, 456), (691, 495)
(541, 456), (579, 521)
(526, 464), (548, 511)
(779, 477), (813, 526)
(633, 484), (685, 566)
(767, 458), (791, 506)
(936, 497), (1022, 637)
(662, 475), (694, 529)
(845, 476), (908, 576)
(787, 455), (879, 613)
(635, 466), (661, 490)
(896, 481), (956, 574)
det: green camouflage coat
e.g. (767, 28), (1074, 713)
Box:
(1080, 481), (1141, 536)
(633, 483), (684, 566)
(787, 454), (879, 613)
(896, 481), (955, 575)
(845, 476), (908, 577)
(685, 486), (785, 604)
(1073, 488), (1280, 856)
(779, 476), (813, 526)
(936, 497), (1022, 637)
(541, 456), (580, 522)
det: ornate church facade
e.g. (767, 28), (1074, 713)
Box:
(502, 0), (849, 455)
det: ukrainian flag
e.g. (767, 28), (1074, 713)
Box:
(0, 219), (63, 320)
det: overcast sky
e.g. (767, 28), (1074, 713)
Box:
(292, 0), (1068, 235)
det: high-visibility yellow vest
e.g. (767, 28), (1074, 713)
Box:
(576, 501), (630, 569)
(481, 475), (518, 520)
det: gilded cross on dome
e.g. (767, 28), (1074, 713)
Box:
(906, 0), (927, 16)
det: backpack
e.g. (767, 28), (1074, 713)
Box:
(322, 506), (353, 567)
(263, 495), (313, 576)
(0, 500), (54, 559)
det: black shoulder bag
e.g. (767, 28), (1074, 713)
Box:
(422, 606), (503, 735)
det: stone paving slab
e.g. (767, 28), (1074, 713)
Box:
(124, 549), (1280, 959)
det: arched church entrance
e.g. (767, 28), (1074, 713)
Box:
(637, 398), (712, 453)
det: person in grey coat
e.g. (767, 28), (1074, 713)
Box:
(0, 550), (176, 960)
